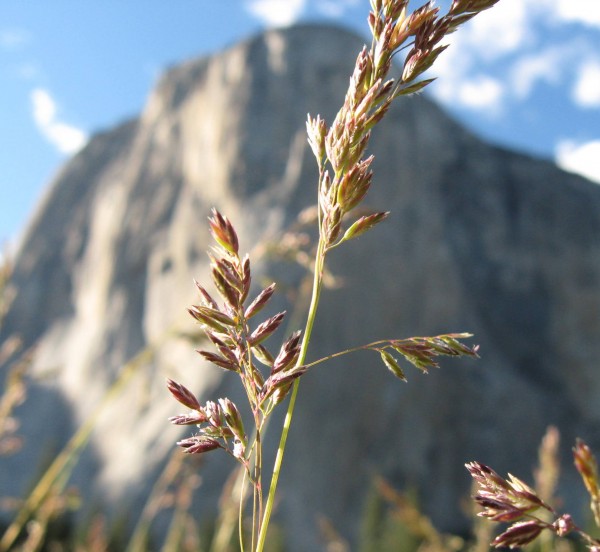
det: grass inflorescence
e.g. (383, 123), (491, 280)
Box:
(167, 1), (501, 550)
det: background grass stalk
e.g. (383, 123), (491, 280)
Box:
(125, 450), (185, 552)
(0, 344), (155, 551)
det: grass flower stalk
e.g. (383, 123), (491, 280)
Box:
(467, 437), (600, 550)
(167, 1), (500, 549)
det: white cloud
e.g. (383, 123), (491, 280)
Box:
(572, 59), (600, 108)
(556, 140), (600, 183)
(30, 88), (88, 154)
(450, 0), (532, 60)
(553, 0), (600, 28)
(431, 75), (505, 114)
(457, 76), (505, 112)
(430, 44), (505, 113)
(245, 0), (306, 27)
(431, 0), (600, 113)
(522, 0), (600, 29)
(32, 88), (56, 126)
(45, 123), (88, 154)
(429, 0), (530, 112)
(315, 0), (359, 18)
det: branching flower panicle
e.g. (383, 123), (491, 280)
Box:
(167, 1), (503, 549)
(467, 438), (600, 550)
(168, 209), (303, 448)
(307, 0), (500, 250)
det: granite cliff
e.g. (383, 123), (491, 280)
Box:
(2, 24), (600, 549)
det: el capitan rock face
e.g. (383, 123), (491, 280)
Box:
(2, 24), (600, 549)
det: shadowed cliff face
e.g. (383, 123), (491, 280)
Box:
(2, 23), (600, 549)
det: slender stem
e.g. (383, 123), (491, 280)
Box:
(253, 423), (263, 549)
(301, 340), (391, 369)
(251, 454), (257, 551)
(239, 469), (247, 552)
(255, 239), (327, 551)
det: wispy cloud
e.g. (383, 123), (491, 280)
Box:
(509, 46), (567, 99)
(0, 28), (31, 50)
(16, 63), (39, 80)
(244, 0), (307, 27)
(31, 88), (88, 154)
(572, 59), (600, 108)
(556, 139), (600, 184)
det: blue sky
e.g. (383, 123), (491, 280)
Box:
(1, 0), (600, 254)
